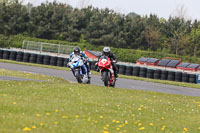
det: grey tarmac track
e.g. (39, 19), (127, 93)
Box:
(0, 62), (200, 97)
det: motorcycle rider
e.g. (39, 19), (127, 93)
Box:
(98, 46), (118, 78)
(69, 47), (90, 77)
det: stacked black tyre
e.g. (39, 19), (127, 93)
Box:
(90, 61), (97, 71)
(153, 69), (161, 79)
(146, 69), (155, 79)
(43, 55), (51, 65)
(2, 50), (10, 60)
(50, 56), (58, 66)
(29, 53), (37, 63)
(16, 51), (24, 62)
(161, 70), (168, 80)
(57, 57), (64, 67)
(125, 66), (133, 76)
(0, 49), (3, 59)
(132, 66), (140, 76)
(139, 67), (147, 78)
(36, 54), (44, 64)
(167, 71), (175, 81)
(182, 73), (189, 83)
(118, 64), (126, 75)
(9, 51), (17, 61)
(175, 72), (182, 82)
(189, 74), (196, 84)
(23, 53), (30, 62)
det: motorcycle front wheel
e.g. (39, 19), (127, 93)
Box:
(75, 70), (82, 83)
(102, 71), (109, 86)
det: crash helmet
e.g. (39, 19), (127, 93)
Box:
(74, 47), (80, 55)
(103, 46), (110, 56)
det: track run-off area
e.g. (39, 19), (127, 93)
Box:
(0, 62), (200, 97)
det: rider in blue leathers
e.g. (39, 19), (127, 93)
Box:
(69, 47), (90, 77)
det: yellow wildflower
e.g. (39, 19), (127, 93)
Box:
(149, 123), (153, 126)
(40, 123), (44, 126)
(138, 108), (142, 111)
(23, 127), (31, 131)
(46, 113), (50, 116)
(138, 123), (142, 126)
(75, 115), (79, 118)
(104, 131), (109, 133)
(54, 121), (58, 125)
(183, 128), (188, 131)
(139, 127), (145, 130)
(116, 128), (120, 130)
(32, 126), (36, 129)
(112, 120), (116, 123)
(36, 114), (40, 117)
(161, 117), (165, 120)
(13, 102), (16, 105)
(55, 109), (59, 112)
(116, 121), (120, 123)
(62, 115), (68, 119)
(100, 115), (103, 119)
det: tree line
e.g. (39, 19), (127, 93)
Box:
(1, 0), (200, 58)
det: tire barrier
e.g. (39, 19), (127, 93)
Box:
(29, 53), (37, 63)
(2, 50), (10, 60)
(146, 69), (155, 79)
(0, 49), (3, 59)
(139, 67), (147, 78)
(50, 56), (58, 66)
(125, 66), (133, 76)
(23, 53), (30, 62)
(161, 70), (168, 80)
(175, 72), (182, 82)
(43, 55), (51, 65)
(57, 57), (64, 67)
(189, 74), (196, 84)
(153, 69), (161, 79)
(16, 51), (24, 62)
(1, 48), (200, 84)
(132, 66), (140, 76)
(63, 58), (69, 67)
(167, 71), (175, 81)
(90, 61), (97, 71)
(118, 64), (126, 75)
(36, 54), (44, 64)
(9, 51), (17, 61)
(182, 73), (189, 83)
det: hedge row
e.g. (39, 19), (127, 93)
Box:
(1, 34), (200, 64)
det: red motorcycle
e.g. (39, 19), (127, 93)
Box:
(98, 56), (116, 87)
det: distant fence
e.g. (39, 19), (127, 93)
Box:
(22, 40), (74, 54)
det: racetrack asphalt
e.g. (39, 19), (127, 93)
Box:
(0, 62), (200, 97)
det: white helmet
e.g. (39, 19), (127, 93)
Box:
(103, 46), (110, 56)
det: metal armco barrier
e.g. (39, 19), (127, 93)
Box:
(0, 48), (198, 84)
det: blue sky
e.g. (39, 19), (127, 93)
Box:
(23, 0), (200, 20)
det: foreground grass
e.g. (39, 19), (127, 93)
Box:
(1, 59), (200, 89)
(0, 70), (200, 133)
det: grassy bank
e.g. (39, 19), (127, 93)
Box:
(0, 69), (200, 133)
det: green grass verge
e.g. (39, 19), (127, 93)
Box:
(0, 70), (200, 133)
(1, 59), (200, 89)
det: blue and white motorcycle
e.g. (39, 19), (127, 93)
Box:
(68, 55), (90, 84)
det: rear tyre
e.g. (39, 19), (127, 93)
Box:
(102, 71), (109, 86)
